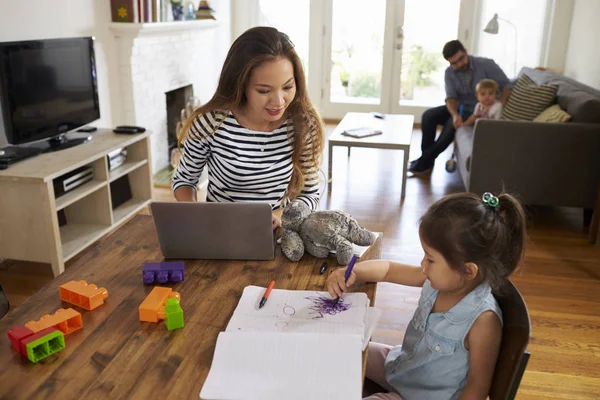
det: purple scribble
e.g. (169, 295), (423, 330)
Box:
(304, 295), (350, 318)
(283, 305), (296, 316)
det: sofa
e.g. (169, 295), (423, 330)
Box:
(454, 67), (600, 212)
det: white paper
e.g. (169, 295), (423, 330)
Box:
(226, 286), (369, 337)
(200, 332), (363, 400)
(362, 307), (383, 350)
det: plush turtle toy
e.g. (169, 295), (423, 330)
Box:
(280, 200), (377, 265)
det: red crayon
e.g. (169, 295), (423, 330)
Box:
(259, 281), (275, 309)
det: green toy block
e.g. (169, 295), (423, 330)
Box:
(164, 298), (184, 331)
(25, 329), (65, 363)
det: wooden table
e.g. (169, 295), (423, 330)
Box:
(328, 112), (414, 198)
(0, 215), (380, 399)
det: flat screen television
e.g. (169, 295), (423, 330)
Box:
(0, 37), (100, 151)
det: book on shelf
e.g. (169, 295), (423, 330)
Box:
(110, 0), (137, 22)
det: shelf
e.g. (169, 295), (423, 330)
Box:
(109, 160), (148, 183)
(113, 198), (152, 226)
(61, 223), (111, 261)
(55, 180), (108, 211)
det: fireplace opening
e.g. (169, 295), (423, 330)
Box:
(166, 84), (195, 164)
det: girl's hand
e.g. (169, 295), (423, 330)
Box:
(271, 213), (282, 230)
(326, 268), (357, 298)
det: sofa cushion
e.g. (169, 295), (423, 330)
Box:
(501, 74), (557, 121)
(534, 104), (571, 123)
(517, 67), (600, 123)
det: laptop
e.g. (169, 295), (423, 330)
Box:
(150, 202), (275, 260)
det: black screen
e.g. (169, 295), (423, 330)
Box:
(0, 37), (100, 145)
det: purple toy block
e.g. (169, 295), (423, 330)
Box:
(142, 262), (185, 285)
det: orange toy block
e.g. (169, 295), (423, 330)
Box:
(139, 287), (180, 323)
(59, 280), (108, 310)
(25, 308), (83, 335)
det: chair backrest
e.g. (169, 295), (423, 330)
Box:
(489, 279), (531, 400)
(0, 282), (9, 319)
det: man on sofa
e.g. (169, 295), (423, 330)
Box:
(408, 40), (513, 175)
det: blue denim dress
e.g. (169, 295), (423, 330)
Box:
(384, 280), (502, 400)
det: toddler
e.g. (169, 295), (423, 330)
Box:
(464, 79), (503, 125)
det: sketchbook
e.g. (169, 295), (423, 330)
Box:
(225, 285), (379, 348)
(200, 286), (381, 399)
(200, 332), (362, 400)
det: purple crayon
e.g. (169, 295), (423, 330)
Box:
(142, 262), (185, 285)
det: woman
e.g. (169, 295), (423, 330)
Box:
(172, 27), (325, 229)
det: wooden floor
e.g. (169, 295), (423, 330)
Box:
(1, 126), (599, 399)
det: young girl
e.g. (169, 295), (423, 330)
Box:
(327, 192), (527, 399)
(172, 27), (325, 229)
(463, 79), (503, 125)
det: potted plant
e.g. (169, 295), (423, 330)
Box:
(171, 0), (184, 21)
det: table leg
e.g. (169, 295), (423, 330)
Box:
(328, 143), (333, 193)
(347, 146), (351, 157)
(401, 148), (409, 198)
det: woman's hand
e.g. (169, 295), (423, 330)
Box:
(326, 268), (357, 299)
(272, 213), (282, 230)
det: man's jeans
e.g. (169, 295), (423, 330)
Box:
(419, 105), (471, 167)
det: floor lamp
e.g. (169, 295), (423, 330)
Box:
(484, 13), (518, 77)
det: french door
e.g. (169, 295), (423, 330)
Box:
(318, 0), (476, 120)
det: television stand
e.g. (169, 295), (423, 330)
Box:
(45, 133), (93, 152)
(0, 128), (152, 277)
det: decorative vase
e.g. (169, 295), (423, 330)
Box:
(172, 4), (184, 21)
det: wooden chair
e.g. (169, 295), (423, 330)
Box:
(490, 279), (531, 400)
(0, 282), (9, 319)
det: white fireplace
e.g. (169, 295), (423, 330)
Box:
(110, 20), (220, 175)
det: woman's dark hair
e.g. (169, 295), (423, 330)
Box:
(419, 192), (527, 291)
(443, 40), (466, 60)
(178, 26), (324, 200)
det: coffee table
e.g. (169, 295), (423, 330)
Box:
(328, 112), (414, 198)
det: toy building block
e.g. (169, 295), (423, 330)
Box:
(142, 262), (185, 285)
(25, 308), (83, 335)
(59, 280), (108, 310)
(8, 326), (65, 362)
(21, 327), (65, 363)
(8, 326), (35, 352)
(139, 287), (180, 323)
(164, 298), (184, 331)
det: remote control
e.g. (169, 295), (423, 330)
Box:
(115, 125), (146, 132)
(371, 112), (385, 119)
(77, 126), (97, 133)
(113, 127), (140, 134)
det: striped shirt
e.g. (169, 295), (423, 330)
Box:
(172, 110), (320, 211)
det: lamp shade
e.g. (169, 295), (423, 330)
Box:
(484, 13), (499, 34)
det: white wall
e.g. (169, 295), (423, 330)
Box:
(0, 0), (232, 130)
(0, 0), (119, 129)
(564, 0), (600, 89)
(542, 0), (574, 73)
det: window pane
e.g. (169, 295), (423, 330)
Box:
(329, 0), (387, 104)
(477, 0), (549, 78)
(399, 0), (461, 107)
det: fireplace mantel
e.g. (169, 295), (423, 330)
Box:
(109, 20), (219, 38)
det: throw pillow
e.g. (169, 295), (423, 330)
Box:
(501, 74), (558, 121)
(534, 104), (571, 123)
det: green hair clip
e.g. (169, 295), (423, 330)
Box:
(482, 192), (499, 208)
